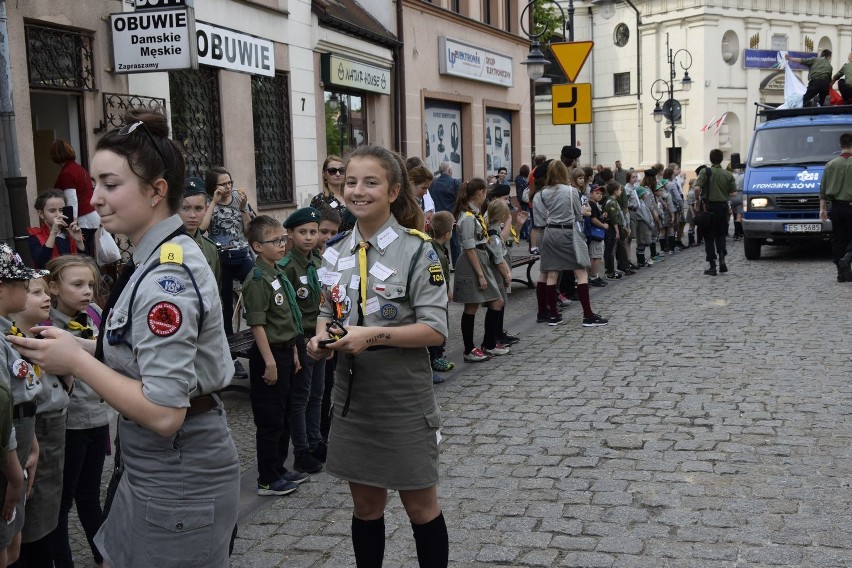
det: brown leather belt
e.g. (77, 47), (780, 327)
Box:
(186, 394), (217, 417)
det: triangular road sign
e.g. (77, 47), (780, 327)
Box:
(550, 41), (594, 83)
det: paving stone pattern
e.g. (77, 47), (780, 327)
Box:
(71, 241), (852, 567)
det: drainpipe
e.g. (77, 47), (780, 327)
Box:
(395, 0), (406, 154)
(0, 0), (23, 253)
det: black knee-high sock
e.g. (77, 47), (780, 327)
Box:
(650, 242), (657, 257)
(412, 513), (449, 568)
(482, 308), (499, 350)
(496, 308), (506, 341)
(461, 312), (475, 353)
(352, 516), (385, 568)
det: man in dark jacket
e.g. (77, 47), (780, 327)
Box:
(430, 161), (462, 263)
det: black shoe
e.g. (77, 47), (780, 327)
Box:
(233, 360), (248, 380)
(605, 272), (622, 281)
(719, 262), (728, 273)
(839, 271), (848, 283)
(500, 331), (521, 344)
(311, 442), (328, 463)
(293, 451), (323, 474)
(838, 253), (852, 281)
(704, 266), (717, 276)
(628, 262), (638, 270)
(582, 313), (609, 327)
(621, 268), (637, 276)
(548, 314), (563, 326)
(536, 312), (549, 323)
(589, 276), (607, 287)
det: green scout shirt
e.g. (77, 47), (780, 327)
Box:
(278, 249), (322, 333)
(242, 259), (302, 344)
(603, 197), (623, 227)
(802, 57), (832, 80)
(191, 229), (221, 290)
(833, 62), (852, 82)
(433, 241), (450, 282)
(820, 155), (852, 202)
(697, 164), (737, 203)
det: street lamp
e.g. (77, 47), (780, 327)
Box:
(649, 33), (692, 163)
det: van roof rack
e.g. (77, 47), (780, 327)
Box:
(755, 102), (852, 121)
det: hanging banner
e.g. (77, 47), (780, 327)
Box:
(438, 37), (513, 87)
(195, 22), (275, 77)
(424, 101), (463, 178)
(110, 9), (194, 73)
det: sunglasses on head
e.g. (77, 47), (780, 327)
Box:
(118, 121), (169, 168)
(326, 167), (345, 176)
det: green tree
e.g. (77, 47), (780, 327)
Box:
(532, 0), (563, 47)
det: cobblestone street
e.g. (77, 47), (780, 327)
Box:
(73, 240), (852, 567)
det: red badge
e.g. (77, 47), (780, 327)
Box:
(147, 302), (182, 337)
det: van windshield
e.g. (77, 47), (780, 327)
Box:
(749, 124), (848, 167)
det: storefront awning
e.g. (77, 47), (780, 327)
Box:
(312, 0), (400, 48)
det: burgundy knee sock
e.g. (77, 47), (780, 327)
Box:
(577, 283), (593, 318)
(535, 282), (547, 315)
(545, 285), (558, 317)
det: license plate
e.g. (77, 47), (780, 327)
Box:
(783, 223), (822, 233)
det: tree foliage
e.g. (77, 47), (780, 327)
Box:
(532, 0), (564, 47)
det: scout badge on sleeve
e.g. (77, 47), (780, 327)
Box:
(319, 283), (348, 346)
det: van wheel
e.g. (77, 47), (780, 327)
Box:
(743, 237), (762, 260)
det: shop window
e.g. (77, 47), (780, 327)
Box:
(252, 73), (294, 206)
(169, 68), (224, 178)
(424, 100), (463, 178)
(25, 23), (95, 91)
(613, 72), (630, 96)
(325, 91), (366, 158)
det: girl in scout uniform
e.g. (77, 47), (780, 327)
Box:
(452, 178), (504, 362)
(0, 244), (47, 566)
(8, 110), (240, 568)
(307, 145), (450, 568)
(9, 276), (70, 566)
(484, 198), (513, 354)
(42, 255), (108, 566)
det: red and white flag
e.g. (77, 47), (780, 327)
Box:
(700, 115), (716, 133)
(713, 112), (729, 135)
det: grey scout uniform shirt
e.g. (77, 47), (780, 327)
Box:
(104, 215), (233, 408)
(318, 215), (448, 338)
(457, 205), (487, 250)
(532, 184), (580, 227)
(49, 308), (97, 423)
(0, 314), (45, 450)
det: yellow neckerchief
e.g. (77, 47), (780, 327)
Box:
(357, 241), (370, 315)
(7, 324), (42, 376)
(465, 209), (488, 236)
(66, 319), (95, 340)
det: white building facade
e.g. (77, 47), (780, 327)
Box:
(534, 0), (852, 174)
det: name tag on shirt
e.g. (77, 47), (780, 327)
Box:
(349, 275), (360, 290)
(299, 275), (309, 284)
(377, 227), (398, 249)
(337, 255), (356, 271)
(271, 279), (281, 291)
(321, 271), (342, 286)
(369, 262), (394, 282)
(323, 247), (340, 266)
(365, 296), (380, 315)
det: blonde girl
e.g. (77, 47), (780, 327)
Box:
(452, 178), (504, 361)
(485, 198), (515, 350)
(10, 276), (70, 565)
(311, 155), (353, 231)
(307, 145), (449, 567)
(41, 255), (108, 567)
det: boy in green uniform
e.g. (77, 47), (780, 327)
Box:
(242, 215), (308, 496)
(278, 208), (325, 473)
(786, 50), (833, 107)
(179, 177), (221, 289)
(426, 211), (455, 382)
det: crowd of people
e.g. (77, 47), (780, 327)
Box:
(0, 102), (756, 567)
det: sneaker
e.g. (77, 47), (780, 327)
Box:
(628, 262), (638, 270)
(280, 470), (310, 484)
(464, 348), (490, 362)
(432, 373), (445, 384)
(310, 443), (327, 463)
(536, 312), (549, 323)
(667, 250), (675, 255)
(582, 313), (609, 327)
(719, 262), (728, 273)
(557, 294), (571, 308)
(258, 478), (299, 496)
(589, 277), (607, 287)
(704, 266), (718, 276)
(606, 272), (622, 280)
(293, 452), (323, 474)
(482, 343), (510, 356)
(645, 259), (655, 267)
(653, 255), (665, 261)
(620, 268), (637, 276)
(431, 357), (455, 372)
(548, 314), (563, 326)
(499, 331), (521, 344)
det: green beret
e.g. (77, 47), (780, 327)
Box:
(184, 176), (206, 198)
(284, 207), (322, 229)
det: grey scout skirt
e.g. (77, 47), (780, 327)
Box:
(540, 224), (590, 271)
(452, 247), (501, 304)
(22, 410), (66, 542)
(0, 416), (35, 548)
(327, 347), (441, 491)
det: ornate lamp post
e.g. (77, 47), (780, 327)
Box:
(649, 33), (692, 163)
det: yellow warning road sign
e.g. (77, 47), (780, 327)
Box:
(552, 83), (592, 125)
(550, 41), (594, 83)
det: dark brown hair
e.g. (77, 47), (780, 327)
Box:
(34, 189), (66, 212)
(408, 165), (434, 186)
(95, 109), (185, 212)
(346, 146), (424, 230)
(453, 178), (487, 218)
(50, 140), (76, 164)
(204, 166), (231, 198)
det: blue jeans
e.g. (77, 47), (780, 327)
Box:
(290, 340), (326, 453)
(220, 248), (254, 336)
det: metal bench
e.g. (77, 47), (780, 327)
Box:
(508, 254), (540, 288)
(222, 329), (254, 394)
